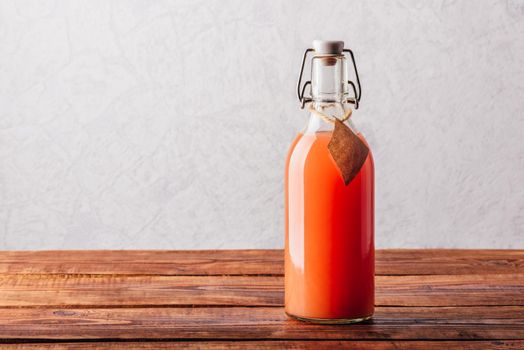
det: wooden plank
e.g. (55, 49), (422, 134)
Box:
(0, 341), (522, 350)
(377, 273), (524, 306)
(0, 250), (283, 276)
(377, 249), (524, 275)
(0, 306), (522, 340)
(0, 250), (521, 276)
(0, 275), (282, 307)
(0, 274), (522, 307)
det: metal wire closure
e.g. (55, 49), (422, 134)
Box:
(296, 48), (362, 109)
(297, 49), (314, 108)
(343, 49), (362, 109)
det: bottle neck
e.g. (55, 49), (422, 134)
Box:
(311, 54), (348, 103)
(305, 55), (354, 134)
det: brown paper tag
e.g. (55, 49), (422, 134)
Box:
(328, 119), (369, 185)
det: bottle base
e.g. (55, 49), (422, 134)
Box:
(286, 311), (372, 324)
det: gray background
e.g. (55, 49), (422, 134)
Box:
(1, 0), (523, 249)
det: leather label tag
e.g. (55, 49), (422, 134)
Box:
(327, 119), (369, 185)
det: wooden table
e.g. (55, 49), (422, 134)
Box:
(0, 249), (522, 349)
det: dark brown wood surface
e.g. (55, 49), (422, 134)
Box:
(0, 341), (523, 350)
(0, 249), (522, 349)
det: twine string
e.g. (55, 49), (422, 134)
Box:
(307, 103), (352, 124)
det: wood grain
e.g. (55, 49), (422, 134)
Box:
(0, 275), (282, 307)
(0, 273), (521, 307)
(0, 341), (522, 350)
(376, 273), (524, 306)
(0, 249), (522, 346)
(0, 306), (522, 340)
(376, 249), (524, 275)
(0, 250), (282, 276)
(0, 250), (521, 276)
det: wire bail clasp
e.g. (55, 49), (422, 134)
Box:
(296, 47), (362, 109)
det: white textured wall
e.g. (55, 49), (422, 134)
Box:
(1, 0), (523, 249)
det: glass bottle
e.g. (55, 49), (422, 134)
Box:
(285, 40), (374, 323)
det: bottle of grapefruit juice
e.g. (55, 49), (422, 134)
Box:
(285, 40), (374, 323)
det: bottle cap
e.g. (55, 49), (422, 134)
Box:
(313, 40), (344, 55)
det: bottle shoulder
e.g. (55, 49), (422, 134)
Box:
(288, 131), (372, 154)
(286, 131), (374, 170)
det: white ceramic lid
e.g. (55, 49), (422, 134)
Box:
(312, 40), (344, 54)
